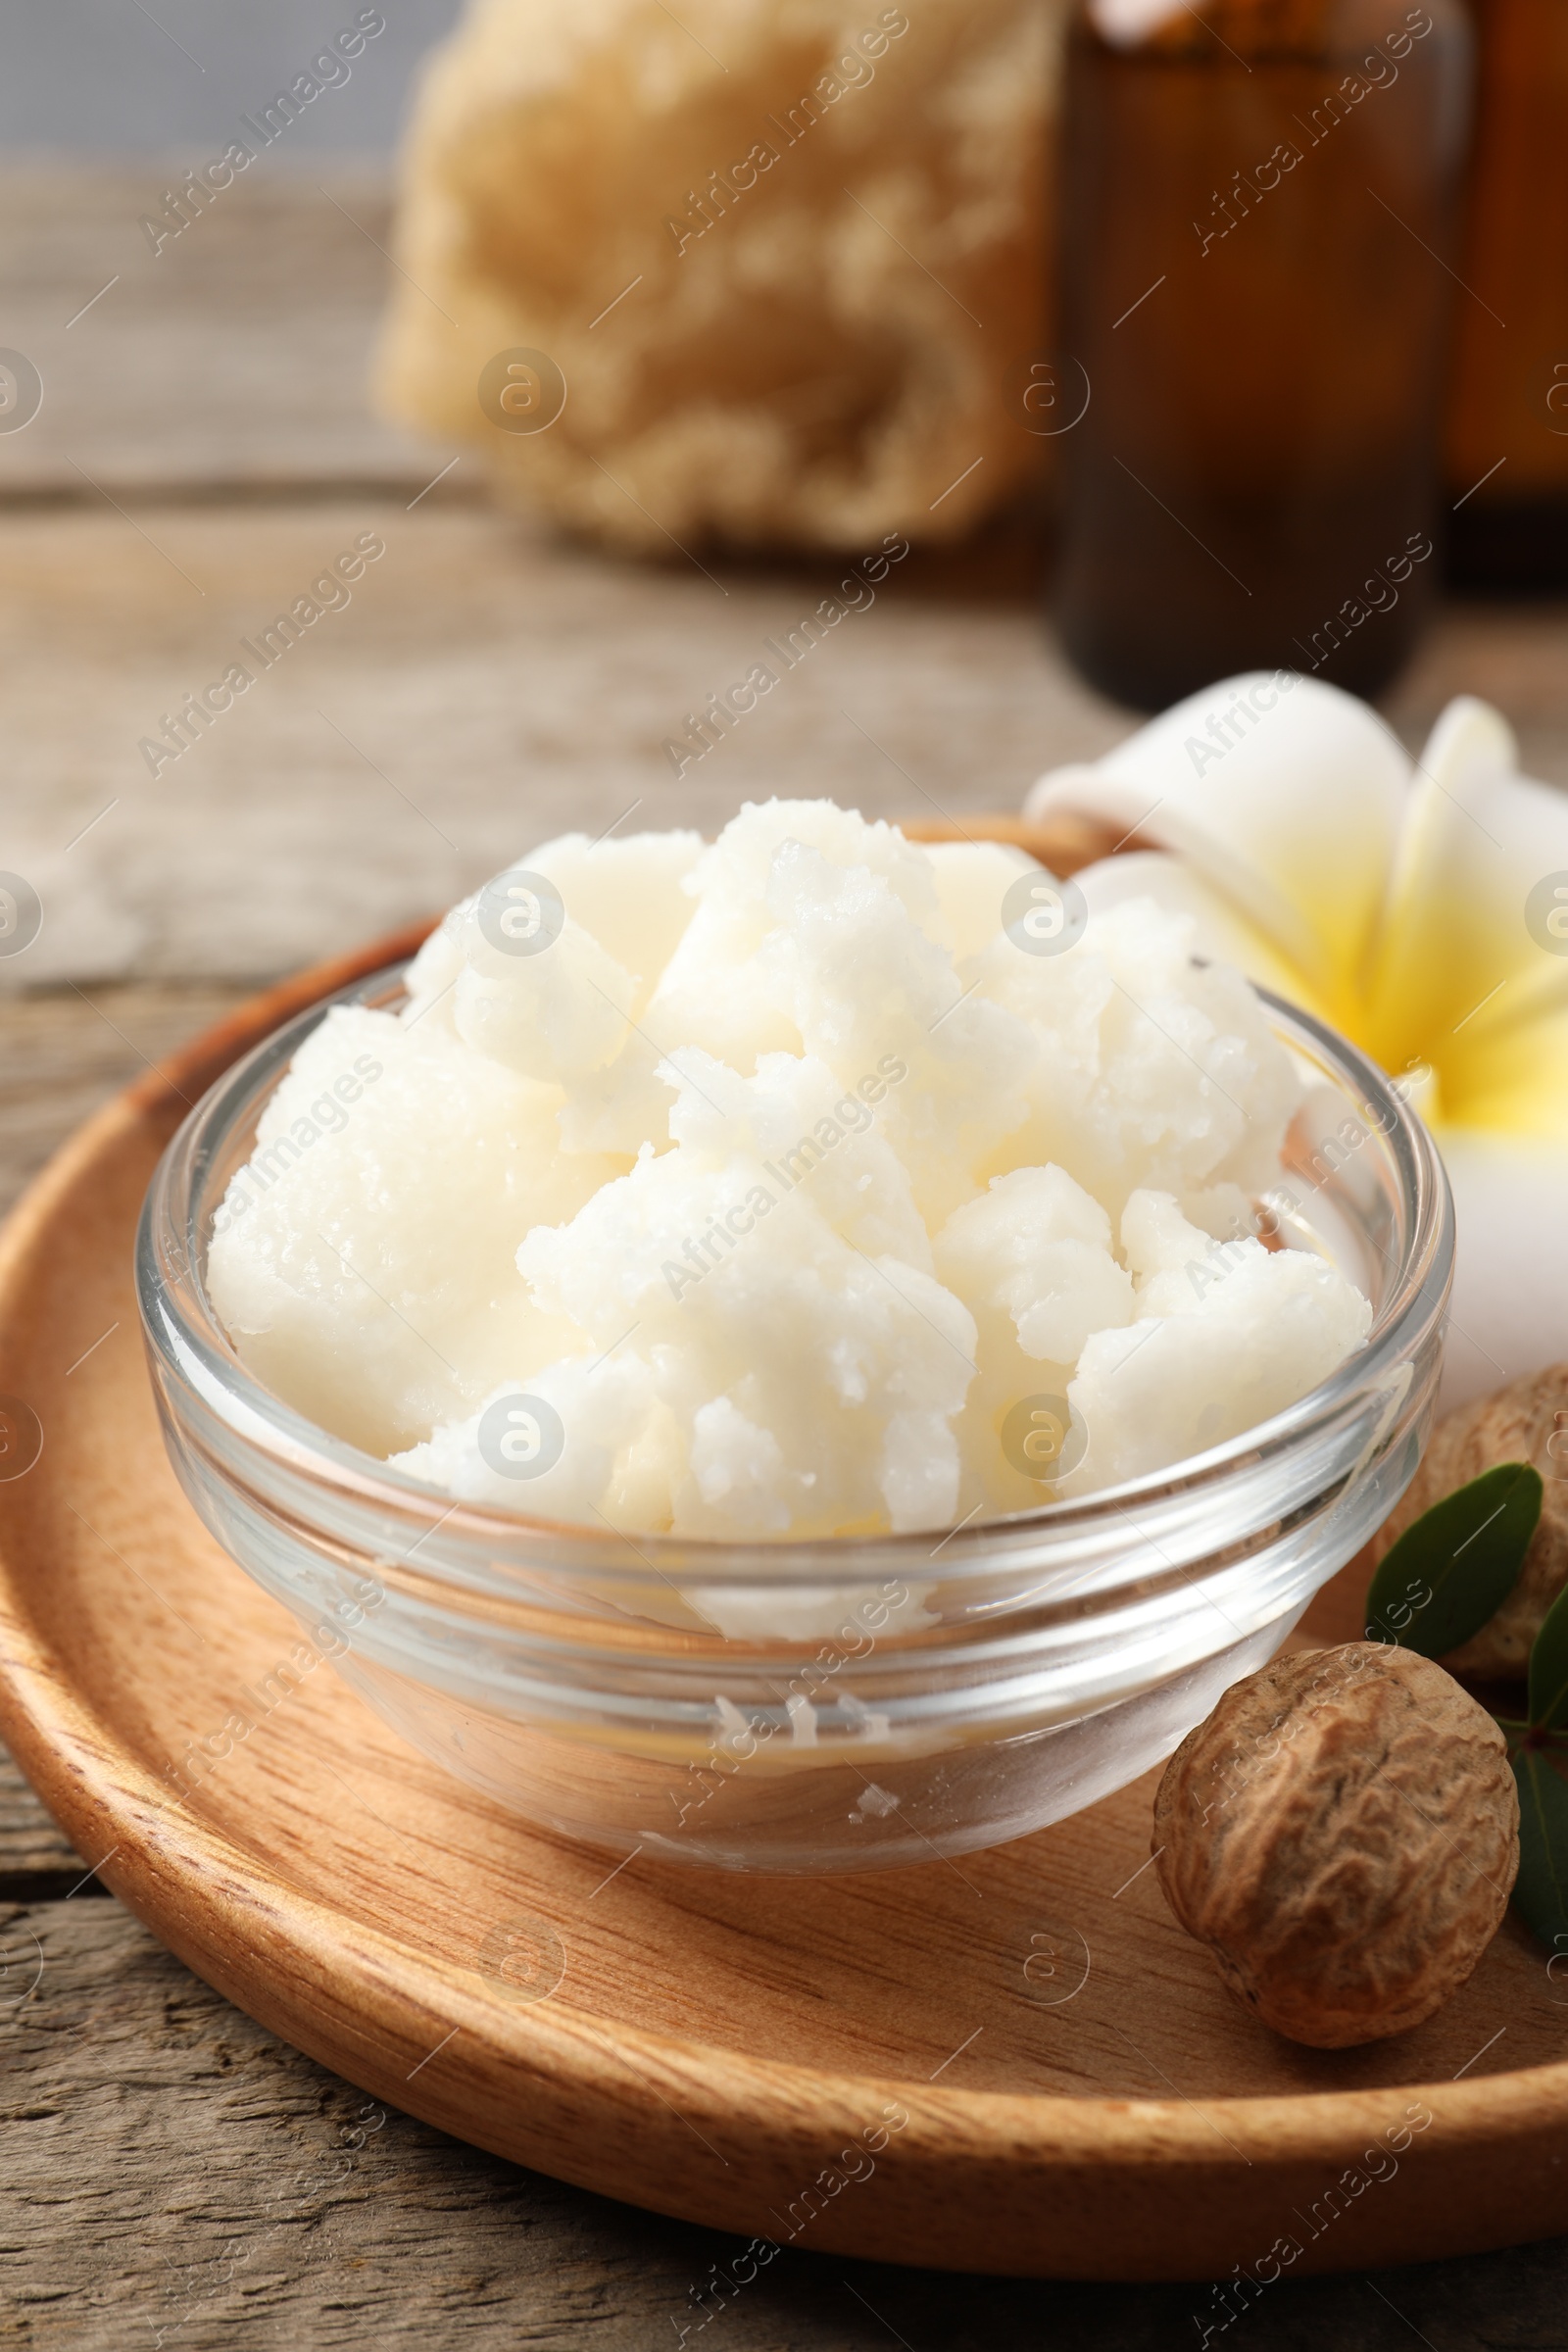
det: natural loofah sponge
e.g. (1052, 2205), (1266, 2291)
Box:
(377, 0), (1063, 552)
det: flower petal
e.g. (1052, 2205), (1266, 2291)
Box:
(1444, 998), (1568, 1140)
(1365, 697), (1568, 1090)
(1025, 671), (1407, 1018)
(1436, 1128), (1568, 1410)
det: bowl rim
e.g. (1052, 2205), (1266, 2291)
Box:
(136, 954), (1454, 1585)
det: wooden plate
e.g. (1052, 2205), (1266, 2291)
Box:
(1, 829), (1565, 2282)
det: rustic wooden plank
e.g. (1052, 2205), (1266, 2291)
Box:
(0, 984), (249, 1905)
(0, 1897), (728, 2351)
(0, 1895), (1559, 2350)
(0, 985), (251, 1220)
(0, 499), (1125, 994)
(0, 988), (259, 1894)
(0, 1755), (83, 1893)
(4, 492), (1566, 998)
(0, 168), (450, 498)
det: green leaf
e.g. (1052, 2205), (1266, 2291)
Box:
(1364, 1461), (1543, 1659)
(1529, 1577), (1568, 1731)
(1511, 1748), (1568, 1956)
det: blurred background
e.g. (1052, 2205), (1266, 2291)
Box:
(3, 0), (1564, 1006)
(0, 2), (463, 145)
(0, 0), (1085, 1010)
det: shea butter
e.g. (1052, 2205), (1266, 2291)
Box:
(208, 801), (1371, 1538)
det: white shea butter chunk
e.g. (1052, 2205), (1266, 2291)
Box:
(1063, 1193), (1373, 1493)
(924, 840), (1041, 965)
(393, 1352), (654, 1525)
(206, 1004), (620, 1452)
(937, 1164), (1135, 1366)
(513, 1067), (977, 1540)
(936, 1164), (1135, 1514)
(208, 801), (1372, 1540)
(975, 897), (1298, 1216)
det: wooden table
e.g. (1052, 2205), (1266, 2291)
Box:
(3, 164), (1568, 2348)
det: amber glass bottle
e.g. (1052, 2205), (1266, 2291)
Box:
(1445, 0), (1568, 588)
(1054, 0), (1473, 710)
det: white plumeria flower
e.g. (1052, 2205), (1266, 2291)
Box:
(1025, 671), (1568, 1410)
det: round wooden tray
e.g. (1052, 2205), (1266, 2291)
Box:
(2, 873), (1565, 2281)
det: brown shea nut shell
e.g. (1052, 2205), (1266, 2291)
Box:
(1365, 1365), (1568, 1677)
(1153, 1642), (1519, 2048)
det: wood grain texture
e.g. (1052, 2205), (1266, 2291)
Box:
(0, 1895), (876, 2352)
(0, 496), (1135, 998)
(0, 1752), (84, 1894)
(2, 919), (1567, 2294)
(4, 1902), (1564, 2352)
(2, 486), (1562, 1002)
(0, 169), (448, 499)
(0, 985), (251, 1223)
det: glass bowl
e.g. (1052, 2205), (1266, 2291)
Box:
(136, 963), (1452, 1874)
